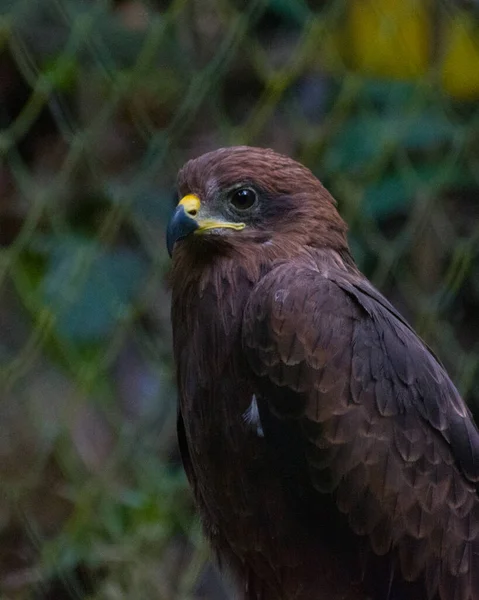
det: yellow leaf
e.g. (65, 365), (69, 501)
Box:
(441, 12), (479, 100)
(346, 0), (430, 79)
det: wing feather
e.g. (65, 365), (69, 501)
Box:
(242, 261), (479, 600)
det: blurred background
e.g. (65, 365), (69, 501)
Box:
(1, 0), (479, 598)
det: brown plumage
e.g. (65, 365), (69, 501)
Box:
(167, 146), (479, 600)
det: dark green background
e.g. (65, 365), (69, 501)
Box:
(0, 1), (478, 598)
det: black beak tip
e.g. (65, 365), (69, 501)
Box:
(166, 205), (199, 258)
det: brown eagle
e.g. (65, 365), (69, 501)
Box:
(167, 146), (479, 600)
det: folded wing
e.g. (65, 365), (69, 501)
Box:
(242, 261), (479, 600)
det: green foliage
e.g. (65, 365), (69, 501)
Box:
(325, 79), (473, 220)
(39, 236), (147, 342)
(268, 0), (311, 25)
(42, 467), (189, 574)
(0, 2), (478, 600)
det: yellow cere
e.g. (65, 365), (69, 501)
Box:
(179, 194), (201, 216)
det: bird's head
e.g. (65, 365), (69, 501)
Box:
(167, 146), (350, 262)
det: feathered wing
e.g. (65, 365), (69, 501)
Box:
(242, 260), (479, 600)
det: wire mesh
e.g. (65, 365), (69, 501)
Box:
(0, 0), (478, 598)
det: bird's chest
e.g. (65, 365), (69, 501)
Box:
(178, 349), (306, 565)
(180, 360), (273, 520)
(174, 310), (365, 598)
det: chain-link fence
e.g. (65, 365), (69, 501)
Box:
(0, 0), (479, 598)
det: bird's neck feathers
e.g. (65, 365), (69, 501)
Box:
(170, 247), (261, 382)
(171, 235), (352, 298)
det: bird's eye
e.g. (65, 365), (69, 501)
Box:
(229, 187), (257, 211)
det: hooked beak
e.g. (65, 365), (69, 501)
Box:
(166, 195), (199, 257)
(166, 194), (245, 257)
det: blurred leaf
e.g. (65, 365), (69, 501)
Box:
(42, 56), (79, 91)
(107, 181), (175, 222)
(348, 234), (367, 270)
(362, 175), (412, 218)
(268, 0), (311, 26)
(326, 112), (461, 174)
(325, 115), (387, 173)
(41, 466), (188, 574)
(41, 236), (147, 342)
(362, 165), (462, 219)
(361, 79), (418, 109)
(402, 113), (462, 150)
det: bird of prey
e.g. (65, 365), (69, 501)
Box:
(167, 146), (479, 600)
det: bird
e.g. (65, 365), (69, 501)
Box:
(166, 146), (479, 600)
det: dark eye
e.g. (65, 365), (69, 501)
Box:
(229, 187), (257, 211)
